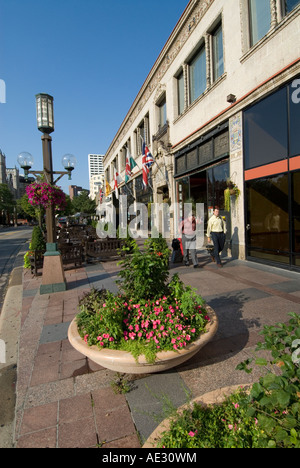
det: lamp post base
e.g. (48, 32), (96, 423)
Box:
(40, 244), (67, 295)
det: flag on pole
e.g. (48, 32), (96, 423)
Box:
(142, 143), (149, 189)
(143, 142), (154, 169)
(99, 187), (103, 204)
(105, 180), (111, 197)
(125, 147), (137, 183)
(113, 167), (122, 199)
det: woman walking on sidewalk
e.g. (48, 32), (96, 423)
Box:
(207, 207), (226, 267)
(179, 211), (199, 268)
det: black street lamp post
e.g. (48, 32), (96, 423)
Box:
(17, 94), (77, 294)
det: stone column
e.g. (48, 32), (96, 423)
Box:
(229, 112), (246, 260)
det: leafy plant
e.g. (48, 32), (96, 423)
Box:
(236, 312), (300, 448)
(154, 312), (300, 448)
(224, 181), (240, 212)
(24, 242), (33, 268)
(156, 387), (260, 448)
(116, 236), (170, 302)
(31, 225), (46, 251)
(110, 373), (131, 394)
(75, 245), (210, 363)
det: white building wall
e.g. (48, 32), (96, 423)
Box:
(104, 0), (300, 254)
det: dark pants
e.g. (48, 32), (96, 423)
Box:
(211, 232), (225, 265)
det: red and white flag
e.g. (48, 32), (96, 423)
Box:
(113, 167), (122, 199)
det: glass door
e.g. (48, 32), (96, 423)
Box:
(292, 170), (300, 267)
(246, 173), (290, 265)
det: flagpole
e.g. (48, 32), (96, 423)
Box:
(140, 135), (154, 193)
(140, 135), (170, 190)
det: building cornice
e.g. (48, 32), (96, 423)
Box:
(105, 0), (215, 161)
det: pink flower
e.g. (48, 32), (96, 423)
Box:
(188, 431), (197, 437)
(228, 425), (233, 430)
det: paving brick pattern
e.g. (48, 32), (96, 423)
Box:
(14, 254), (300, 448)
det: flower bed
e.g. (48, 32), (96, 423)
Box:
(76, 275), (211, 365)
(72, 238), (216, 368)
(144, 312), (300, 448)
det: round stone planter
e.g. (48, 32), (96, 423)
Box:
(68, 305), (218, 375)
(143, 384), (248, 448)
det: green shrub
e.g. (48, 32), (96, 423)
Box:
(155, 312), (300, 448)
(75, 243), (209, 364)
(31, 226), (46, 251)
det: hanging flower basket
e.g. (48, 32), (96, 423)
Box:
(26, 182), (66, 211)
(224, 181), (240, 212)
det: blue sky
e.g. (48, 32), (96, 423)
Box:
(0, 0), (188, 194)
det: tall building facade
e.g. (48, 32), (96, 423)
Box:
(88, 154), (105, 200)
(104, 0), (300, 271)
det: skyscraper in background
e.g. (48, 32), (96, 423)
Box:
(88, 154), (104, 200)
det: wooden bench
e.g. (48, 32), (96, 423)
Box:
(30, 245), (84, 276)
(30, 250), (44, 276)
(84, 238), (125, 262)
(60, 244), (83, 268)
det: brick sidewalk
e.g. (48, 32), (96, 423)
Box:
(15, 265), (140, 448)
(13, 256), (300, 448)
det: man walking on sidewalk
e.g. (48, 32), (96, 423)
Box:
(207, 207), (226, 267)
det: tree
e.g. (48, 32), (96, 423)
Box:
(0, 183), (16, 224)
(71, 191), (96, 214)
(18, 193), (45, 228)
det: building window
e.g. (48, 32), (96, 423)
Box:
(283, 0), (300, 14)
(158, 97), (167, 128)
(289, 79), (300, 157)
(249, 0), (271, 46)
(244, 87), (288, 170)
(177, 70), (185, 115)
(212, 23), (224, 81)
(189, 45), (206, 104)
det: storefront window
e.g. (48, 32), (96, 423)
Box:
(244, 87), (288, 169)
(292, 171), (300, 266)
(177, 160), (229, 233)
(289, 80), (300, 157)
(246, 174), (290, 264)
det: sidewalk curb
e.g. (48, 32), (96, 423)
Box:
(0, 267), (23, 448)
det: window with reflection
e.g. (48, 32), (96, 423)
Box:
(212, 23), (224, 81)
(177, 71), (185, 115)
(289, 80), (300, 157)
(249, 0), (271, 46)
(246, 174), (290, 264)
(292, 171), (300, 266)
(189, 45), (206, 103)
(244, 87), (288, 169)
(283, 0), (300, 15)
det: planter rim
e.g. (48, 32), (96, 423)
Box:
(143, 384), (251, 448)
(68, 305), (218, 373)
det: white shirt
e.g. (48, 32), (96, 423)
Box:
(207, 215), (226, 237)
